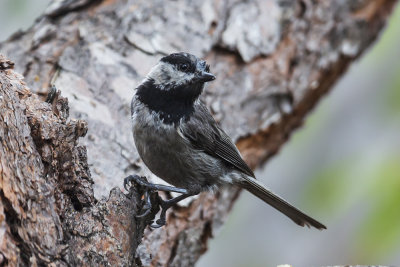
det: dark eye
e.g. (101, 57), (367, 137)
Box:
(179, 63), (189, 72)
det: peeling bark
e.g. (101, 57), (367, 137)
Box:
(0, 0), (397, 266)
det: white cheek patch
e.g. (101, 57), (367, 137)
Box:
(174, 72), (195, 86)
(148, 62), (195, 89)
(147, 63), (166, 86)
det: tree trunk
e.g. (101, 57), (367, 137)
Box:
(0, 0), (397, 266)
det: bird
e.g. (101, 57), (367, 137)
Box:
(125, 52), (326, 230)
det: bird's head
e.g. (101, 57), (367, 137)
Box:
(135, 53), (216, 123)
(147, 52), (216, 90)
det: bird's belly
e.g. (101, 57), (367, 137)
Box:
(133, 122), (222, 192)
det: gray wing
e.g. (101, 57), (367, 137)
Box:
(182, 103), (326, 230)
(181, 102), (255, 178)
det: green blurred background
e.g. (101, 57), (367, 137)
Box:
(1, 1), (399, 266)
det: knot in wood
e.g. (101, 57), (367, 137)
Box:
(0, 55), (14, 70)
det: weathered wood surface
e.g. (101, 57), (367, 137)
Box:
(0, 0), (397, 266)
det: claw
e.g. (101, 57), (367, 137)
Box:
(136, 208), (151, 218)
(123, 175), (196, 228)
(123, 176), (132, 191)
(150, 218), (166, 228)
(148, 194), (191, 228)
(150, 223), (163, 228)
(124, 174), (145, 191)
(135, 191), (152, 218)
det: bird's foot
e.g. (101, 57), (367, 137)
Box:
(150, 193), (192, 228)
(124, 174), (147, 192)
(123, 175), (192, 227)
(124, 175), (157, 218)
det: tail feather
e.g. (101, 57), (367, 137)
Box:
(239, 177), (326, 230)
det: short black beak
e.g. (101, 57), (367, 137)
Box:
(198, 71), (216, 82)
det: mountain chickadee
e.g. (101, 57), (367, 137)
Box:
(126, 52), (326, 230)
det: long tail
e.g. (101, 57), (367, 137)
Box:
(239, 176), (326, 230)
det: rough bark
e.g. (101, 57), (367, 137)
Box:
(0, 0), (397, 266)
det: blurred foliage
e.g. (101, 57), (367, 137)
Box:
(303, 5), (400, 263)
(303, 159), (354, 215)
(367, 5), (400, 64)
(387, 70), (400, 116)
(354, 159), (400, 262)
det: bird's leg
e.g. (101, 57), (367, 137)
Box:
(124, 175), (191, 219)
(124, 175), (188, 194)
(150, 193), (193, 228)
